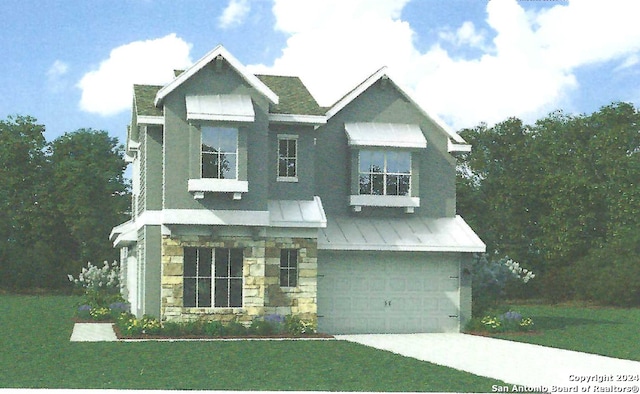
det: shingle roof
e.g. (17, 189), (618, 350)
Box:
(133, 73), (324, 118)
(256, 74), (324, 116)
(134, 84), (163, 117)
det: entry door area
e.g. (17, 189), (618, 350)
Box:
(317, 251), (461, 334)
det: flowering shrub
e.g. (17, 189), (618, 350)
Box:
(114, 313), (319, 338)
(503, 259), (535, 283)
(472, 254), (536, 317)
(68, 261), (121, 294)
(76, 304), (92, 320)
(116, 313), (162, 336)
(68, 261), (127, 320)
(469, 310), (535, 333)
(284, 315), (317, 336)
(89, 307), (111, 321)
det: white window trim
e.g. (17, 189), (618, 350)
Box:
(349, 194), (420, 207)
(277, 134), (299, 183)
(200, 126), (239, 180)
(358, 149), (412, 196)
(191, 126), (245, 199)
(183, 247), (245, 309)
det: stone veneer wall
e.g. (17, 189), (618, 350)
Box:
(161, 234), (317, 325)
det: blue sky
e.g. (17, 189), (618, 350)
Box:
(3, 0), (640, 146)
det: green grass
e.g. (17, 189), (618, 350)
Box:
(0, 295), (504, 391)
(492, 303), (640, 361)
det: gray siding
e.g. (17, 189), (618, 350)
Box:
(315, 79), (456, 218)
(162, 61), (271, 211)
(141, 225), (162, 319)
(268, 124), (317, 201)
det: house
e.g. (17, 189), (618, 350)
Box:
(110, 44), (485, 334)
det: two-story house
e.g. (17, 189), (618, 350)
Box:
(110, 44), (485, 334)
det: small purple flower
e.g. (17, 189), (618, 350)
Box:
(109, 302), (130, 313)
(78, 304), (92, 312)
(501, 311), (522, 322)
(264, 314), (284, 324)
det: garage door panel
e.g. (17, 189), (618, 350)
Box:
(318, 253), (461, 334)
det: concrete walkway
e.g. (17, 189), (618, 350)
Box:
(337, 333), (640, 391)
(70, 323), (117, 342)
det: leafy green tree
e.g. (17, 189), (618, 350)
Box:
(47, 129), (130, 279)
(457, 102), (640, 304)
(0, 116), (50, 289)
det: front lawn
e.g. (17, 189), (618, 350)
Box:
(490, 303), (640, 361)
(0, 295), (504, 391)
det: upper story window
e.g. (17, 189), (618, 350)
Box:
(202, 126), (238, 179)
(277, 135), (298, 181)
(359, 150), (411, 196)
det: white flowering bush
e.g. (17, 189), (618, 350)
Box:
(472, 254), (536, 317)
(503, 259), (535, 283)
(68, 261), (124, 310)
(68, 261), (120, 293)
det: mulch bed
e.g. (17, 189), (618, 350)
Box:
(111, 324), (334, 340)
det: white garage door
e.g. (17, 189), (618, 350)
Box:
(317, 252), (461, 334)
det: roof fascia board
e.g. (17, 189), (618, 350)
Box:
(268, 113), (327, 125)
(154, 45), (279, 107)
(326, 66), (388, 119)
(137, 115), (164, 125)
(326, 67), (469, 147)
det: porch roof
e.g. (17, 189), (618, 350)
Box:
(318, 215), (485, 252)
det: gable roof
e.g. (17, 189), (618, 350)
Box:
(134, 84), (163, 117)
(325, 67), (471, 151)
(154, 45), (279, 107)
(255, 74), (325, 116)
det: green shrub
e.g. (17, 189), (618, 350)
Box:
(203, 320), (226, 337)
(161, 321), (183, 337)
(284, 315), (316, 336)
(225, 321), (247, 336)
(471, 254), (536, 316)
(249, 320), (275, 336)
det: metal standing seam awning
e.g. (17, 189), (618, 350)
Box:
(318, 215), (485, 252)
(185, 94), (255, 122)
(344, 122), (427, 148)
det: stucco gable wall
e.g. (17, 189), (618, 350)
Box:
(162, 61), (270, 211)
(316, 79), (457, 218)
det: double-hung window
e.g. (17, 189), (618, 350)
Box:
(279, 249), (298, 287)
(183, 247), (243, 308)
(359, 150), (411, 196)
(201, 126), (238, 179)
(277, 135), (298, 181)
(183, 248), (212, 308)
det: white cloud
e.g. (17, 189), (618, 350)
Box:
(48, 60), (69, 78)
(251, 0), (640, 130)
(46, 60), (69, 92)
(77, 34), (192, 116)
(248, 0), (415, 106)
(438, 21), (488, 50)
(219, 0), (250, 29)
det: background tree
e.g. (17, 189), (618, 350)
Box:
(47, 129), (130, 283)
(0, 116), (130, 291)
(0, 116), (50, 289)
(457, 102), (640, 305)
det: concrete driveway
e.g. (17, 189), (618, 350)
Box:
(337, 333), (640, 392)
